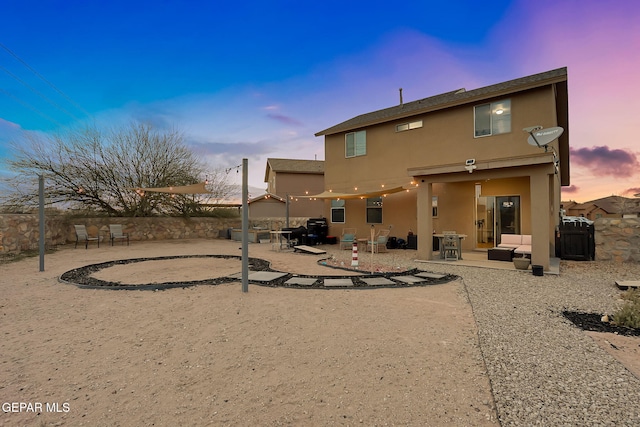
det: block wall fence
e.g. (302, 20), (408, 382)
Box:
(1, 214), (639, 263)
(0, 214), (311, 253)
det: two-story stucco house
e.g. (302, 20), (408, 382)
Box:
(249, 158), (325, 219)
(313, 67), (569, 270)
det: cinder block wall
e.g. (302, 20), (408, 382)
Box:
(0, 214), (317, 253)
(594, 218), (640, 263)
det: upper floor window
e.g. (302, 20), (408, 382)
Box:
(396, 120), (423, 132)
(474, 99), (511, 137)
(346, 130), (366, 158)
(366, 196), (383, 224)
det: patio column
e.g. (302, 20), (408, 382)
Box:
(530, 171), (551, 270)
(417, 181), (433, 260)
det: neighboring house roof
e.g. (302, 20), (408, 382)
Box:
(315, 67), (568, 137)
(264, 158), (325, 182)
(590, 196), (640, 214)
(248, 192), (285, 204)
(562, 196), (640, 215)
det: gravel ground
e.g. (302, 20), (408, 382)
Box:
(324, 247), (640, 426)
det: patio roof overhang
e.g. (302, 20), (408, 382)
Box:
(408, 153), (556, 182)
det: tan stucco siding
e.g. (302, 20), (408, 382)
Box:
(324, 87), (561, 194)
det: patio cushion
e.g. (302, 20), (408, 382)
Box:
(498, 234), (522, 248)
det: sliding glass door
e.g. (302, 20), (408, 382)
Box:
(475, 194), (521, 248)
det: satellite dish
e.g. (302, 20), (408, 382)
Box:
(527, 126), (564, 147)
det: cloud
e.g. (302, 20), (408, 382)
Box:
(266, 113), (303, 126)
(187, 139), (272, 158)
(561, 185), (580, 194)
(569, 146), (639, 178)
(0, 118), (21, 130)
(623, 187), (640, 197)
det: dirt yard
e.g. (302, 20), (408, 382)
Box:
(1, 239), (498, 426)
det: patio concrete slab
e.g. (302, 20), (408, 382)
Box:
(393, 275), (428, 284)
(249, 271), (288, 282)
(323, 278), (354, 287)
(361, 277), (396, 286)
(227, 271), (288, 282)
(285, 277), (318, 286)
(416, 272), (447, 279)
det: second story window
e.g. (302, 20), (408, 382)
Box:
(346, 130), (366, 158)
(396, 120), (423, 132)
(474, 99), (511, 137)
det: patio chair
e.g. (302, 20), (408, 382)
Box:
(109, 224), (129, 246)
(340, 228), (357, 250)
(443, 234), (459, 261)
(367, 229), (390, 253)
(74, 224), (99, 249)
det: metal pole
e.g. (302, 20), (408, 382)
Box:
(38, 174), (45, 272)
(241, 158), (249, 293)
(285, 193), (290, 229)
(370, 225), (374, 274)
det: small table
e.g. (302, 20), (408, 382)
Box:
(270, 230), (292, 251)
(433, 234), (467, 260)
(357, 238), (368, 251)
(488, 247), (515, 261)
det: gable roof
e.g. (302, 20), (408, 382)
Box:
(315, 67), (568, 137)
(264, 158), (324, 182)
(248, 192), (285, 204)
(590, 196), (640, 214)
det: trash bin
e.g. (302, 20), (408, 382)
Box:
(532, 265), (544, 276)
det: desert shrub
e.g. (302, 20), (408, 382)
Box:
(612, 289), (640, 329)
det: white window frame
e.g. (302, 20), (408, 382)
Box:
(396, 120), (423, 132)
(474, 99), (511, 137)
(345, 130), (366, 158)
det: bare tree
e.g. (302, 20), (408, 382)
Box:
(2, 121), (234, 216)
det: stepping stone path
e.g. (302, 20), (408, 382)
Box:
(285, 277), (318, 286)
(416, 272), (447, 279)
(393, 275), (431, 284)
(361, 277), (396, 286)
(323, 278), (354, 287)
(228, 271), (288, 282)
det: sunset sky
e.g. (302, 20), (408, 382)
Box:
(1, 0), (639, 202)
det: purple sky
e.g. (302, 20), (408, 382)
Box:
(1, 0), (639, 202)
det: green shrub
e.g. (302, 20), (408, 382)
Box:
(612, 289), (640, 329)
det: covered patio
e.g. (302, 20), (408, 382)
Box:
(419, 249), (561, 275)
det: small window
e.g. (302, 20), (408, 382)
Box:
(396, 120), (423, 132)
(366, 197), (383, 224)
(474, 100), (511, 137)
(331, 199), (345, 223)
(432, 196), (438, 217)
(346, 130), (366, 158)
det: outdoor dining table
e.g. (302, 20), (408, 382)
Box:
(433, 234), (467, 260)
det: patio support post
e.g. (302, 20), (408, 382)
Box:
(416, 181), (434, 260)
(530, 171), (551, 270)
(241, 158), (249, 292)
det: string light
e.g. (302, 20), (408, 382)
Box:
(225, 164), (242, 174)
